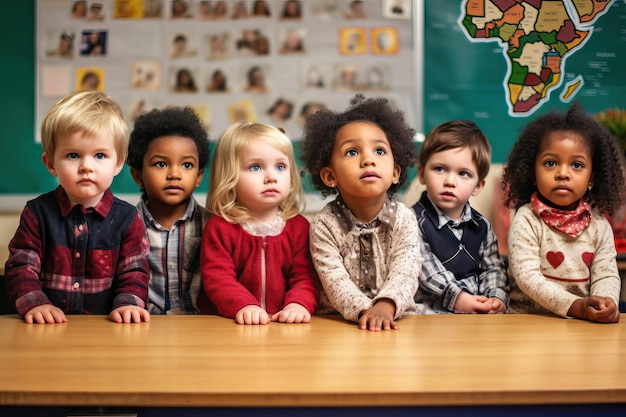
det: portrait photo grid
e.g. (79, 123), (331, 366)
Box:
(36, 0), (416, 141)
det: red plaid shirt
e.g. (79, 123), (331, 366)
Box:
(5, 186), (149, 316)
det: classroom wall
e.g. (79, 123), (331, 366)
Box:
(2, 1), (625, 252)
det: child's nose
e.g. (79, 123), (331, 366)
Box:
(444, 173), (455, 186)
(167, 167), (181, 180)
(556, 166), (570, 180)
(361, 153), (375, 167)
(79, 158), (94, 172)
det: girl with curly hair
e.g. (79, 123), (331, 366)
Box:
(502, 102), (626, 323)
(301, 94), (422, 331)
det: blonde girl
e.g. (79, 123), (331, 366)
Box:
(198, 121), (319, 324)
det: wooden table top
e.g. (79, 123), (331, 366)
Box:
(0, 246), (8, 275)
(1, 313), (625, 407)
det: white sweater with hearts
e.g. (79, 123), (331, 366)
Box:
(507, 204), (621, 317)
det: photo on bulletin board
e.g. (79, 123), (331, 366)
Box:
(363, 64), (391, 91)
(170, 0), (194, 19)
(278, 28), (307, 55)
(267, 97), (296, 123)
(87, 2), (106, 21)
(339, 27), (367, 55)
(169, 31), (198, 59)
(170, 66), (200, 93)
(228, 99), (257, 123)
(382, 0), (411, 19)
(45, 30), (75, 58)
(76, 67), (104, 91)
(371, 27), (399, 55)
(205, 32), (231, 60)
(302, 63), (328, 89)
(278, 0), (303, 20)
(205, 66), (231, 93)
(235, 28), (271, 56)
(131, 60), (161, 90)
(344, 0), (369, 19)
(79, 29), (107, 56)
(71, 0), (88, 18)
(242, 64), (271, 93)
(113, 0), (164, 18)
(332, 64), (360, 91)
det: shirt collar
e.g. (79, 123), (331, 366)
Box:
(55, 185), (113, 218)
(426, 194), (474, 230)
(330, 195), (397, 232)
(138, 196), (196, 228)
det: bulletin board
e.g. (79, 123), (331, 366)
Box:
(8, 0), (419, 209)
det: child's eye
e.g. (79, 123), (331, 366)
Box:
(67, 153), (79, 159)
(434, 166), (444, 173)
(183, 162), (194, 169)
(249, 164), (261, 172)
(374, 147), (386, 155)
(94, 153), (105, 160)
(154, 161), (167, 168)
(459, 171), (472, 178)
(572, 161), (584, 170)
(544, 160), (556, 168)
(276, 163), (286, 172)
(345, 149), (358, 157)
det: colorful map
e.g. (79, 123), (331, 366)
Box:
(460, 0), (615, 115)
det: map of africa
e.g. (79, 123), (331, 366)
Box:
(460, 0), (615, 115)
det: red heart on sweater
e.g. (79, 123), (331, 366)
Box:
(582, 252), (594, 267)
(547, 251), (564, 269)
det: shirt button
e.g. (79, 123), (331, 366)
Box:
(73, 282), (80, 289)
(75, 252), (80, 258)
(364, 248), (370, 255)
(78, 225), (83, 231)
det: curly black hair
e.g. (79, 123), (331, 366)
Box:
(502, 102), (626, 216)
(127, 106), (210, 171)
(300, 94), (417, 197)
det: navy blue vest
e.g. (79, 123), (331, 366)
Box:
(413, 192), (488, 280)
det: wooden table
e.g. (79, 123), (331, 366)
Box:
(1, 314), (626, 415)
(0, 245), (8, 275)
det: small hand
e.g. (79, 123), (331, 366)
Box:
(453, 292), (492, 314)
(109, 305), (150, 323)
(236, 305), (270, 325)
(24, 304), (68, 324)
(486, 297), (507, 314)
(586, 296), (620, 323)
(358, 299), (398, 331)
(271, 303), (311, 323)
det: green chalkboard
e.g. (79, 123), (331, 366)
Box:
(0, 2), (53, 195)
(424, 0), (626, 163)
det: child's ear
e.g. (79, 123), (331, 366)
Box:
(471, 179), (486, 196)
(417, 164), (425, 184)
(195, 169), (205, 188)
(41, 153), (57, 177)
(130, 167), (144, 187)
(392, 164), (401, 184)
(114, 158), (125, 176)
(319, 166), (337, 188)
